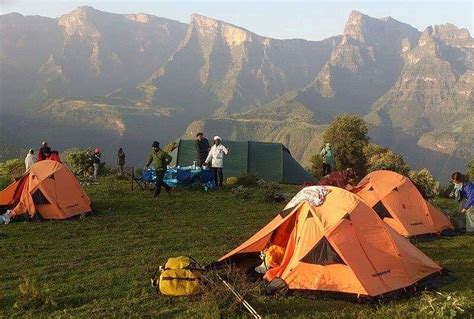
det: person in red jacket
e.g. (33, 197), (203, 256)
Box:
(49, 150), (62, 163)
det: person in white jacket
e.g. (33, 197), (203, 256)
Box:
(205, 136), (229, 187)
(24, 149), (36, 172)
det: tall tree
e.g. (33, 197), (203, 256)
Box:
(322, 115), (369, 177)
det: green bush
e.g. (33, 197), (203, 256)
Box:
(415, 292), (470, 319)
(0, 158), (25, 181)
(64, 149), (93, 177)
(236, 174), (258, 186)
(257, 180), (285, 202)
(367, 149), (411, 176)
(309, 154), (324, 179)
(230, 186), (251, 200)
(467, 157), (474, 180)
(409, 169), (440, 198)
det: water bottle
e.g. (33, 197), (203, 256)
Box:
(192, 161), (196, 170)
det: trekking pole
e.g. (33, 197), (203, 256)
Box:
(216, 273), (262, 319)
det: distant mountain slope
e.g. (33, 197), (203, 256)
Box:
(147, 14), (340, 117)
(1, 7), (472, 179)
(0, 6), (187, 112)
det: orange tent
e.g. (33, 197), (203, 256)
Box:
(355, 170), (453, 237)
(0, 160), (91, 220)
(219, 187), (442, 298)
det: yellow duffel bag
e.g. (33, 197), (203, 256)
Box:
(159, 268), (201, 296)
(152, 256), (204, 296)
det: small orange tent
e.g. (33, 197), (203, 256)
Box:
(355, 170), (453, 237)
(219, 187), (442, 298)
(0, 160), (91, 220)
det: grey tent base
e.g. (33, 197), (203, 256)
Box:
(170, 140), (316, 185)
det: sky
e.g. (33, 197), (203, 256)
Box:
(1, 0), (472, 40)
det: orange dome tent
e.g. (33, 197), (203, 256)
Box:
(355, 170), (453, 237)
(0, 160), (91, 220)
(219, 187), (443, 299)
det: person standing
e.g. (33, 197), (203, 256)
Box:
(205, 136), (229, 187)
(117, 148), (126, 176)
(49, 150), (62, 163)
(145, 141), (172, 197)
(91, 147), (101, 180)
(38, 142), (51, 161)
(320, 143), (336, 176)
(451, 172), (474, 232)
(24, 149), (36, 172)
(195, 133), (210, 167)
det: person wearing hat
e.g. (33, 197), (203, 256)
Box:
(145, 141), (172, 197)
(91, 147), (102, 180)
(319, 142), (336, 176)
(205, 136), (229, 187)
(24, 149), (36, 172)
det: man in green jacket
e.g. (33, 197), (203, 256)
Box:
(145, 141), (172, 197)
(320, 143), (336, 176)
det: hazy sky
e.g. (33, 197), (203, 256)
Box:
(1, 0), (472, 40)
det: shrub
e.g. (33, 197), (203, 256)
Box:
(257, 180), (286, 202)
(415, 292), (470, 319)
(468, 156), (474, 180)
(0, 158), (25, 181)
(409, 169), (440, 198)
(309, 154), (324, 179)
(367, 149), (411, 176)
(236, 174), (258, 186)
(231, 186), (251, 200)
(14, 278), (56, 311)
(64, 149), (93, 177)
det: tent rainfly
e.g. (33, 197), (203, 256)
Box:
(0, 160), (91, 220)
(355, 170), (454, 237)
(219, 187), (443, 299)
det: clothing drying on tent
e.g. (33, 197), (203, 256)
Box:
(0, 160), (91, 220)
(170, 140), (316, 184)
(219, 187), (443, 299)
(355, 170), (454, 237)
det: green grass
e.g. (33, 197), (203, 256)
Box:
(0, 177), (473, 318)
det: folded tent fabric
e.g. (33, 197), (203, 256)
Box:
(219, 186), (443, 298)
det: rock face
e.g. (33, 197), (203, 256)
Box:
(147, 14), (339, 117)
(1, 7), (472, 179)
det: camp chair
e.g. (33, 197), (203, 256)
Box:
(131, 167), (156, 191)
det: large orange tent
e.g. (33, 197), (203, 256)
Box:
(219, 187), (443, 298)
(355, 170), (453, 237)
(0, 160), (91, 220)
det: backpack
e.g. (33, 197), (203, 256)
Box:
(152, 256), (204, 296)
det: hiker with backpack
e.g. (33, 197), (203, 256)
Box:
(117, 148), (126, 176)
(91, 148), (101, 180)
(451, 172), (474, 232)
(320, 143), (336, 176)
(195, 133), (210, 167)
(205, 136), (229, 187)
(145, 141), (172, 197)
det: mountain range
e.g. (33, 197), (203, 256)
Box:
(1, 6), (472, 179)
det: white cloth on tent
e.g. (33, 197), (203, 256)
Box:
(285, 186), (331, 209)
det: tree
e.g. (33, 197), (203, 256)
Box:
(322, 115), (369, 177)
(0, 158), (24, 181)
(365, 143), (411, 176)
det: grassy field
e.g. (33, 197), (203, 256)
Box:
(0, 176), (473, 318)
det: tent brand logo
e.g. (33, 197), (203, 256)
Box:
(371, 270), (391, 277)
(66, 203), (79, 208)
(410, 222), (423, 226)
